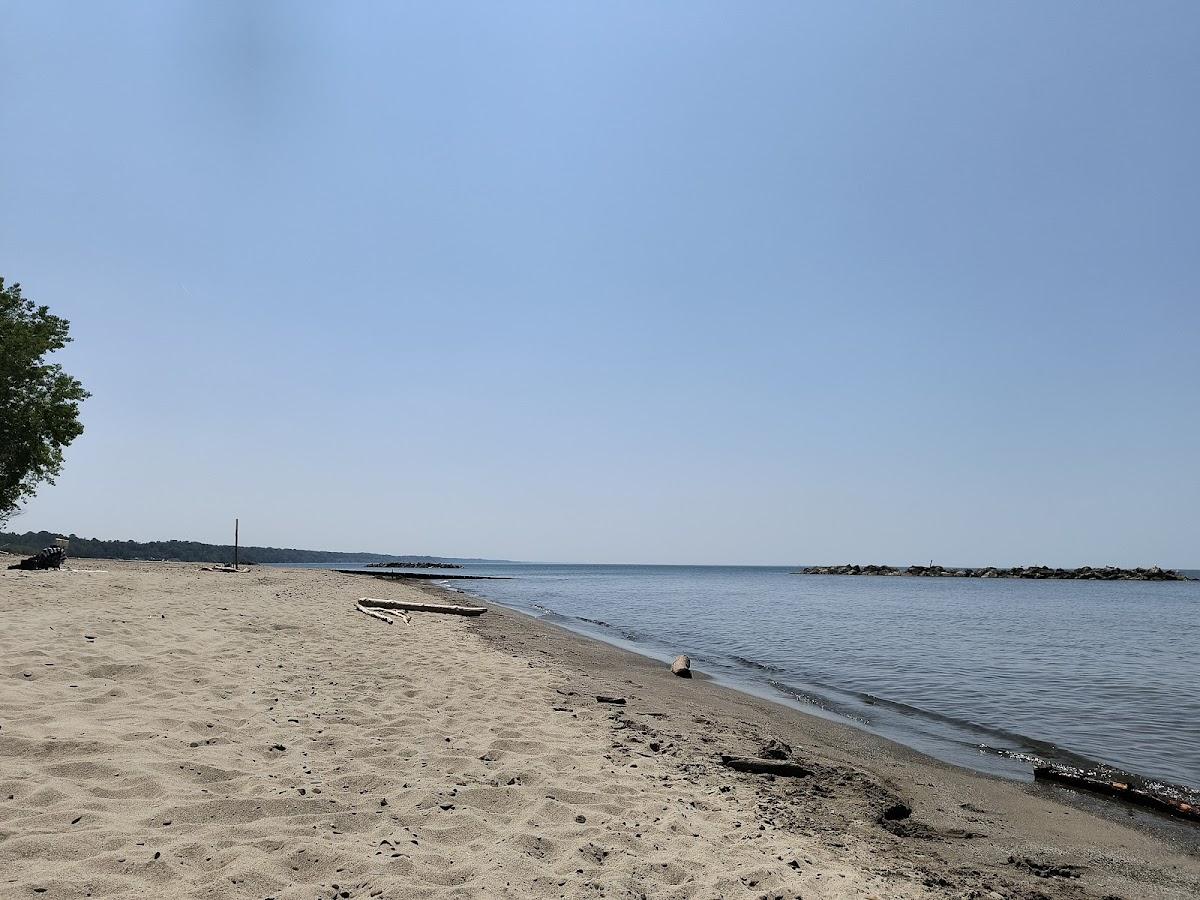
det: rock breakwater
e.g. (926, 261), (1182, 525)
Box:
(796, 564), (1192, 580)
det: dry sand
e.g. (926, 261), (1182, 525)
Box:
(0, 561), (1196, 899)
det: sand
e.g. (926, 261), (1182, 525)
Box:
(0, 561), (1196, 899)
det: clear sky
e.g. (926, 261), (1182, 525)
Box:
(2, 2), (1197, 565)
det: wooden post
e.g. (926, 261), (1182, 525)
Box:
(234, 518), (239, 571)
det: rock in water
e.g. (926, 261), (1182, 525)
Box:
(671, 655), (692, 678)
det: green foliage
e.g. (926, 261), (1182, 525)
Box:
(0, 279), (89, 524)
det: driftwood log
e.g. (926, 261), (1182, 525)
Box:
(359, 597), (486, 617)
(355, 602), (395, 625)
(720, 755), (812, 778)
(1033, 766), (1199, 823)
(671, 655), (692, 677)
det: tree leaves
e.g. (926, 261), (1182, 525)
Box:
(0, 277), (90, 524)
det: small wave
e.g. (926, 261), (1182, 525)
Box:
(841, 691), (1061, 755)
(729, 654), (786, 675)
(980, 745), (1046, 765)
(766, 679), (874, 726)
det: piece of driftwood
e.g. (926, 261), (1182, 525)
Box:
(671, 655), (692, 678)
(355, 602), (395, 625)
(359, 597), (485, 617)
(1033, 766), (1199, 823)
(596, 696), (626, 705)
(720, 755), (812, 778)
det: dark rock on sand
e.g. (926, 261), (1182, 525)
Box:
(759, 739), (794, 760)
(1009, 855), (1083, 879)
(881, 803), (912, 821)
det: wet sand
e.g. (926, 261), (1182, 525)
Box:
(0, 560), (1196, 898)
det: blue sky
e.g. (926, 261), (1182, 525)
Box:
(2, 2), (1197, 564)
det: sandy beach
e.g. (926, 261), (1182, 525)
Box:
(1, 561), (1197, 899)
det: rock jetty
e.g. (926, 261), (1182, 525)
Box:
(364, 561), (463, 569)
(796, 564), (1192, 581)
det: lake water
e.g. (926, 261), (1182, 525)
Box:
(410, 564), (1200, 801)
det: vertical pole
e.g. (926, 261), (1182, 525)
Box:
(234, 518), (239, 571)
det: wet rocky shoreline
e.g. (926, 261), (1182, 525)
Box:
(796, 563), (1192, 580)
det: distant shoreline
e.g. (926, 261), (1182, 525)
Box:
(796, 563), (1193, 581)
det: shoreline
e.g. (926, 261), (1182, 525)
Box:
(437, 574), (1200, 812)
(2, 561), (1197, 899)
(431, 579), (1200, 848)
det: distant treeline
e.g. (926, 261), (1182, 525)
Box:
(0, 531), (465, 566)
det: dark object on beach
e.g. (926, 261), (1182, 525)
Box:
(7, 546), (66, 570)
(796, 563), (1192, 581)
(596, 696), (626, 705)
(671, 655), (692, 678)
(881, 803), (912, 821)
(358, 597), (485, 617)
(720, 755), (812, 778)
(1008, 855), (1083, 879)
(1034, 765), (1200, 823)
(759, 739), (794, 760)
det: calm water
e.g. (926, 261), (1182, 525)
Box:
(417, 564), (1200, 798)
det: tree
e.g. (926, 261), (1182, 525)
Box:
(0, 278), (89, 525)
